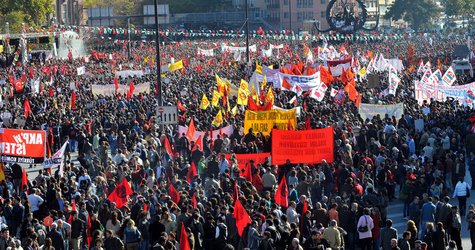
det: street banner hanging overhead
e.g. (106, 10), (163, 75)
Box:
(0, 128), (46, 164)
(272, 127), (334, 165)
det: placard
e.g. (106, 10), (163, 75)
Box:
(271, 128), (334, 165)
(244, 110), (296, 136)
(0, 128), (46, 164)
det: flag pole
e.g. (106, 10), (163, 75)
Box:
(245, 0), (250, 64)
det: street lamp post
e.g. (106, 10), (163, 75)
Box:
(245, 0), (250, 64)
(154, 0), (162, 106)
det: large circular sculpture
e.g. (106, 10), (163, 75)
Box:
(315, 0), (378, 34)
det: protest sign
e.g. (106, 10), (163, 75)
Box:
(358, 103), (404, 121)
(244, 109), (296, 136)
(0, 128), (46, 164)
(272, 128), (334, 165)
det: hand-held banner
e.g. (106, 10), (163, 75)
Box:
(271, 127), (334, 165)
(225, 153), (270, 172)
(0, 128), (46, 164)
(244, 110), (296, 136)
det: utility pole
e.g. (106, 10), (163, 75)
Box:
(289, 0), (292, 39)
(127, 17), (131, 60)
(154, 0), (162, 106)
(245, 0), (250, 64)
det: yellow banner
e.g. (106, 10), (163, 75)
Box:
(244, 109), (297, 135)
(168, 60), (183, 72)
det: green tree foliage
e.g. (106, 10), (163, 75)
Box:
(0, 0), (53, 32)
(384, 0), (442, 30)
(157, 0), (222, 13)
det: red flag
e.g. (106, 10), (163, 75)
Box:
(21, 73), (26, 83)
(14, 80), (23, 93)
(163, 136), (173, 157)
(320, 66), (334, 85)
(191, 135), (203, 151)
(302, 199), (308, 217)
(68, 50), (73, 61)
(191, 193), (197, 209)
(143, 203), (148, 211)
(177, 100), (186, 111)
(179, 223), (191, 250)
(304, 117), (311, 130)
(186, 162), (197, 183)
(114, 77), (119, 91)
(242, 163), (252, 182)
(107, 178), (133, 208)
(168, 183), (180, 204)
(29, 67), (34, 79)
(21, 169), (28, 192)
(87, 213), (92, 247)
(186, 119), (196, 141)
(275, 177), (288, 207)
(126, 81), (135, 99)
(71, 91), (77, 110)
(68, 199), (76, 224)
(23, 98), (31, 118)
(233, 197), (252, 236)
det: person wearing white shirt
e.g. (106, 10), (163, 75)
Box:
(218, 154), (229, 175)
(27, 188), (44, 219)
(286, 201), (299, 225)
(357, 208), (374, 250)
(453, 177), (471, 216)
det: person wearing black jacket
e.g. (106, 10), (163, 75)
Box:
(304, 231), (330, 250)
(202, 215), (216, 250)
(148, 214), (166, 247)
(104, 229), (125, 250)
(47, 223), (65, 250)
(70, 211), (85, 250)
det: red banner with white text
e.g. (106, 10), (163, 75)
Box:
(271, 128), (334, 165)
(0, 128), (46, 164)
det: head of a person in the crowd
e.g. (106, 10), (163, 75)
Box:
(386, 219), (393, 228)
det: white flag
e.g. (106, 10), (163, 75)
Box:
(43, 140), (69, 169)
(330, 88), (338, 97)
(77, 66), (85, 75)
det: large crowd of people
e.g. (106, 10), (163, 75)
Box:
(0, 28), (473, 250)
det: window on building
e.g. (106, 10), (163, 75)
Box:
(284, 0), (288, 5)
(284, 12), (289, 18)
(321, 11), (325, 18)
(320, 0), (325, 4)
(309, 0), (314, 8)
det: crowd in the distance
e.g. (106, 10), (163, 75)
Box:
(0, 29), (472, 250)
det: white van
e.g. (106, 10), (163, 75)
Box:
(451, 60), (473, 78)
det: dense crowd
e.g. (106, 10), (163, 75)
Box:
(0, 29), (473, 250)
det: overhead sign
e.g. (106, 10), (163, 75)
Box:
(0, 128), (46, 164)
(157, 106), (178, 125)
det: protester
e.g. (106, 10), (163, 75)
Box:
(0, 26), (474, 250)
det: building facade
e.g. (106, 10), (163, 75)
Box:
(266, 0), (329, 32)
(54, 0), (85, 25)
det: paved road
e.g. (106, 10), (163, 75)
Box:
(386, 173), (474, 249)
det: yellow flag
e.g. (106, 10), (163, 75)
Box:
(237, 88), (249, 106)
(260, 75), (267, 91)
(54, 98), (58, 110)
(168, 60), (183, 72)
(144, 56), (150, 63)
(216, 74), (227, 96)
(303, 44), (309, 58)
(240, 79), (251, 95)
(211, 90), (221, 107)
(161, 74), (166, 78)
(265, 87), (275, 106)
(211, 110), (223, 127)
(251, 85), (258, 101)
(256, 61), (262, 74)
(231, 105), (238, 116)
(200, 94), (210, 110)
(0, 162), (5, 183)
(358, 67), (367, 77)
(226, 95), (230, 113)
(268, 65), (274, 69)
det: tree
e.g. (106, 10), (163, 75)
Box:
(443, 0), (464, 17)
(384, 0), (442, 31)
(0, 0), (53, 32)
